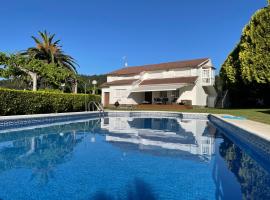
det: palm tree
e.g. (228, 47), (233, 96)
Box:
(24, 31), (78, 92)
(25, 31), (77, 73)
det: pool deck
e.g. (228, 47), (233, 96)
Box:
(212, 114), (270, 142)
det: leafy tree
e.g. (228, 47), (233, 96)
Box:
(0, 53), (75, 91)
(220, 2), (270, 106)
(1, 53), (40, 91)
(0, 78), (29, 90)
(239, 6), (270, 83)
(77, 74), (107, 94)
(0, 72), (106, 93)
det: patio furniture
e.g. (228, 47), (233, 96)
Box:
(162, 97), (169, 104)
(154, 98), (162, 104)
(142, 100), (151, 104)
(181, 100), (192, 106)
(171, 97), (178, 104)
(119, 104), (134, 110)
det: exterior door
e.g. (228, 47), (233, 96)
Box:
(104, 92), (110, 107)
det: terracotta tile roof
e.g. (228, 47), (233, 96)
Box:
(140, 76), (198, 85)
(108, 58), (209, 76)
(101, 79), (138, 88)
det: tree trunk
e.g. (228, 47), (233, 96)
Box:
(17, 66), (38, 91)
(73, 80), (78, 94)
(29, 72), (38, 91)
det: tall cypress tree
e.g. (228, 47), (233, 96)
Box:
(220, 1), (270, 106)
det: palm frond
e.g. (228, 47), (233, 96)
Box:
(24, 30), (78, 73)
(31, 36), (42, 47)
(49, 34), (55, 44)
(53, 40), (61, 46)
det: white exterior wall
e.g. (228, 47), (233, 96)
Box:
(176, 84), (209, 106)
(194, 68), (207, 106)
(196, 85), (208, 106)
(107, 75), (140, 82)
(142, 68), (198, 80)
(102, 85), (144, 105)
(177, 85), (196, 104)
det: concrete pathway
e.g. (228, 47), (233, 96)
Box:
(213, 114), (270, 142)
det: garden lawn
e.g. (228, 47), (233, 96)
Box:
(185, 108), (270, 125)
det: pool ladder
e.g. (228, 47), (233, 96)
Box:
(88, 101), (105, 117)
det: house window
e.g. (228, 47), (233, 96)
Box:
(202, 69), (210, 78)
(160, 91), (167, 97)
(202, 69), (211, 84)
(172, 90), (179, 98)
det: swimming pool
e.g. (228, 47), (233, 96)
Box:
(0, 112), (269, 199)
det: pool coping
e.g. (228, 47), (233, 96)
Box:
(0, 111), (101, 120)
(0, 110), (269, 142)
(210, 114), (270, 142)
(105, 110), (209, 119)
(0, 111), (105, 131)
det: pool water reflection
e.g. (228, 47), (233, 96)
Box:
(0, 117), (268, 200)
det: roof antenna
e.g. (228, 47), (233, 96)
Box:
(122, 56), (128, 67)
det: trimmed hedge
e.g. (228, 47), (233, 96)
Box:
(0, 88), (100, 115)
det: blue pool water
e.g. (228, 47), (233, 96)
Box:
(0, 116), (269, 200)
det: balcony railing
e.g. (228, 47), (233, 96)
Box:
(201, 68), (215, 85)
(202, 77), (215, 85)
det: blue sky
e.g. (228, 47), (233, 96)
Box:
(0, 0), (267, 75)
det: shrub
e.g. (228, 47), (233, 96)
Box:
(0, 88), (100, 115)
(38, 88), (63, 93)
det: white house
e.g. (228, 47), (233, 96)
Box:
(101, 58), (217, 107)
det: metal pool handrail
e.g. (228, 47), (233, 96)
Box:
(87, 101), (105, 117)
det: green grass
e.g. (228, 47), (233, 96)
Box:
(108, 107), (270, 125)
(184, 108), (270, 125)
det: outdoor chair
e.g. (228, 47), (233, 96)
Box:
(171, 97), (178, 104)
(154, 98), (162, 104)
(162, 97), (169, 104)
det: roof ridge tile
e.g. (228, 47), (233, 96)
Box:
(108, 58), (209, 76)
